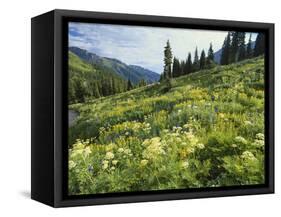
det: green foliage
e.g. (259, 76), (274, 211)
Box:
(254, 33), (265, 57)
(221, 32), (231, 65)
(163, 40), (173, 79)
(193, 47), (200, 71)
(69, 57), (265, 195)
(199, 49), (206, 69)
(68, 52), (128, 103)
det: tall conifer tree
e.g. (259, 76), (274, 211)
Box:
(254, 33), (265, 57)
(199, 50), (206, 69)
(246, 33), (253, 58)
(193, 47), (200, 71)
(163, 40), (173, 79)
(221, 32), (231, 65)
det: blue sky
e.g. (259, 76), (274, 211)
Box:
(69, 22), (257, 74)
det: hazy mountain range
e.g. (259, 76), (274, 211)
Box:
(69, 47), (160, 84)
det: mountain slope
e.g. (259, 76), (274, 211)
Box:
(69, 46), (160, 84)
(69, 56), (265, 194)
(68, 51), (127, 103)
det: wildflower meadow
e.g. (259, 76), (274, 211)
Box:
(68, 57), (265, 195)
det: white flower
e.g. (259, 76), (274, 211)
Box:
(181, 161), (189, 169)
(105, 152), (114, 159)
(241, 151), (257, 161)
(256, 133), (264, 141)
(112, 160), (118, 165)
(105, 152), (114, 160)
(102, 160), (109, 170)
(83, 146), (92, 157)
(69, 160), (76, 169)
(124, 149), (131, 155)
(235, 136), (247, 145)
(196, 143), (205, 149)
(118, 148), (124, 153)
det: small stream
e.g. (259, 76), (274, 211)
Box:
(69, 110), (79, 127)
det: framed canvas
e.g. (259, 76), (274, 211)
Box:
(31, 9), (274, 207)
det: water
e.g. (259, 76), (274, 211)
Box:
(69, 110), (79, 127)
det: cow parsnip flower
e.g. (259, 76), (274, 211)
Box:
(235, 136), (247, 145)
(256, 133), (264, 141)
(181, 161), (189, 169)
(241, 151), (257, 161)
(83, 146), (92, 157)
(69, 160), (76, 169)
(105, 152), (114, 160)
(102, 160), (109, 170)
(112, 160), (118, 165)
(118, 148), (124, 153)
(196, 143), (205, 149)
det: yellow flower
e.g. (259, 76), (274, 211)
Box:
(140, 159), (148, 166)
(218, 113), (225, 118)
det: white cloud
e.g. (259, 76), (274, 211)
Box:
(69, 22), (258, 74)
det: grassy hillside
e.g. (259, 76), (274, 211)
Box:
(69, 51), (128, 103)
(68, 57), (265, 195)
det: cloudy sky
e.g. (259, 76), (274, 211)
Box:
(69, 22), (257, 74)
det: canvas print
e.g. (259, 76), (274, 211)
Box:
(68, 22), (265, 195)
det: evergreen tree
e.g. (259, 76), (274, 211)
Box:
(254, 33), (265, 57)
(238, 32), (246, 61)
(207, 43), (214, 63)
(68, 79), (76, 103)
(221, 32), (231, 65)
(193, 47), (200, 71)
(180, 60), (185, 76)
(230, 31), (239, 63)
(127, 79), (133, 91)
(246, 33), (253, 58)
(172, 57), (180, 78)
(138, 79), (147, 87)
(93, 82), (101, 98)
(73, 77), (87, 103)
(229, 32), (246, 63)
(206, 43), (215, 68)
(163, 40), (173, 79)
(199, 49), (206, 69)
(186, 52), (193, 74)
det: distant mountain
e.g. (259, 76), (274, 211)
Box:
(129, 65), (160, 83)
(213, 41), (256, 64)
(69, 47), (160, 84)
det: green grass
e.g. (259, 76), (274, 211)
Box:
(68, 56), (265, 195)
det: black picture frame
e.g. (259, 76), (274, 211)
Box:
(31, 9), (274, 207)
